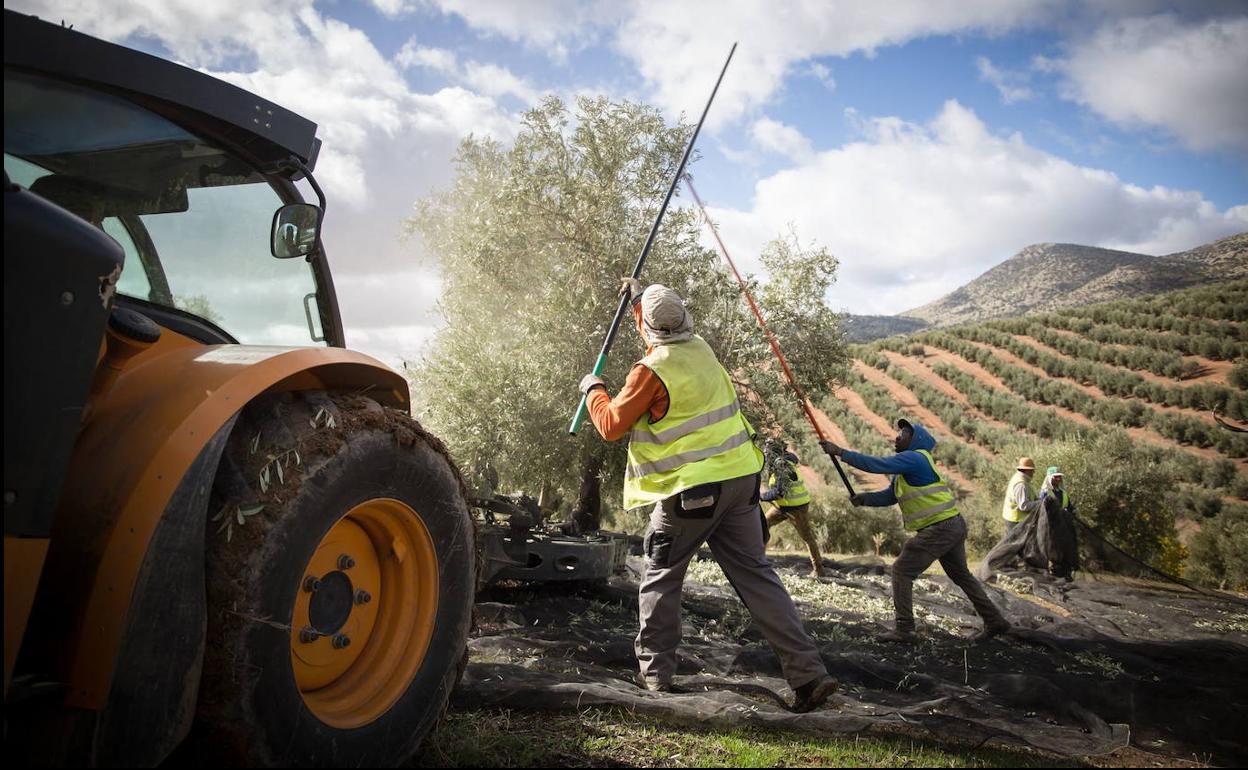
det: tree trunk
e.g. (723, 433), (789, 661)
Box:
(570, 453), (604, 535)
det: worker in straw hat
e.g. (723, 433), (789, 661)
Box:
(1002, 457), (1043, 535)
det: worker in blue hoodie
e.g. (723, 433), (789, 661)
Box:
(821, 419), (1010, 643)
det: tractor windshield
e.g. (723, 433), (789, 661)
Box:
(4, 68), (326, 345)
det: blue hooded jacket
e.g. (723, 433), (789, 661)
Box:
(841, 422), (940, 507)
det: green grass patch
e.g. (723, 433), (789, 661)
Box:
(412, 706), (1078, 768)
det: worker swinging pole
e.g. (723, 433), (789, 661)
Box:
(568, 42), (737, 435)
(683, 174), (857, 498)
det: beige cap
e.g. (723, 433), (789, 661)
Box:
(1017, 457), (1036, 471)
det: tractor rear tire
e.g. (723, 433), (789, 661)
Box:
(195, 391), (473, 766)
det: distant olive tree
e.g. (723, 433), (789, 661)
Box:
(403, 95), (848, 525)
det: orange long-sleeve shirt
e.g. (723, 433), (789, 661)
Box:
(586, 302), (670, 441)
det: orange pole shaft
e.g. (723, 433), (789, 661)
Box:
(684, 174), (855, 497)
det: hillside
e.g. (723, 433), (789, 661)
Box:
(815, 281), (1248, 590)
(903, 232), (1248, 328)
(841, 313), (929, 342)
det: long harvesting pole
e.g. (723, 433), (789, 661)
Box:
(568, 43), (737, 435)
(683, 174), (857, 497)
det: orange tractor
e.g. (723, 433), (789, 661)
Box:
(4, 11), (474, 765)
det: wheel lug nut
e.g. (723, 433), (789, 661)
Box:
(337, 554), (356, 570)
(299, 627), (320, 644)
(331, 634), (351, 649)
(302, 575), (320, 592)
(354, 589), (372, 605)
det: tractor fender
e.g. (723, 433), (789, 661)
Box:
(95, 413), (236, 766)
(32, 343), (409, 716)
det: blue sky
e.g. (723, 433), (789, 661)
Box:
(7, 0), (1247, 364)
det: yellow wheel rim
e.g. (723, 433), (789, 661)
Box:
(290, 497), (439, 728)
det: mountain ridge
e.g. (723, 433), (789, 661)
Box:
(898, 231), (1248, 330)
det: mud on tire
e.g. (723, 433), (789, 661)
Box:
(194, 391), (474, 766)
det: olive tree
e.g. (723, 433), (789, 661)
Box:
(404, 95), (848, 526)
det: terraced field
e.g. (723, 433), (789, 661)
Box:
(825, 281), (1248, 589)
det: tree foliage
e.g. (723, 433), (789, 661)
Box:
(404, 96), (848, 519)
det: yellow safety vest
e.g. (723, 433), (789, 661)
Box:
(1002, 471), (1035, 522)
(623, 336), (763, 510)
(770, 461), (811, 507)
(893, 449), (959, 531)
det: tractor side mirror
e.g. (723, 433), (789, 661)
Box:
(271, 203), (321, 258)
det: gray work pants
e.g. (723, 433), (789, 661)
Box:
(636, 473), (828, 689)
(892, 515), (1006, 633)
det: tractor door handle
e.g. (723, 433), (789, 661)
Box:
(303, 292), (326, 343)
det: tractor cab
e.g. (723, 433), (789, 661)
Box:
(3, 9), (341, 349)
(4, 50), (336, 349)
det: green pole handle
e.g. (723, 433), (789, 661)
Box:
(569, 352), (609, 435)
(566, 43), (736, 437)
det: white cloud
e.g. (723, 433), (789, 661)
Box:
(396, 40), (459, 73)
(750, 117), (813, 161)
(1052, 14), (1248, 152)
(368, 0), (417, 17)
(396, 38), (543, 105)
(806, 61), (836, 91)
(975, 56), (1035, 104)
(422, 0), (623, 61)
(705, 101), (1248, 316)
(424, 0), (1059, 123)
(333, 269), (444, 368)
(612, 0), (1059, 125)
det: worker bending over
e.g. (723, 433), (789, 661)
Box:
(761, 439), (826, 577)
(579, 279), (838, 712)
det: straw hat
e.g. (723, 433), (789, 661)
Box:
(1016, 457), (1036, 471)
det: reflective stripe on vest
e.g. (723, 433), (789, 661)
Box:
(1002, 471), (1034, 522)
(623, 336), (763, 509)
(892, 449), (959, 531)
(770, 462), (811, 507)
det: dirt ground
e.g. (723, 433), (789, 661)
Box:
(455, 554), (1248, 767)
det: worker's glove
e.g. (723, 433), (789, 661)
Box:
(618, 277), (643, 302)
(850, 493), (865, 507)
(579, 374), (606, 395)
(819, 439), (844, 458)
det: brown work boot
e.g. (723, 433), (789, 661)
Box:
(878, 627), (919, 644)
(791, 675), (839, 713)
(968, 621), (1011, 644)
